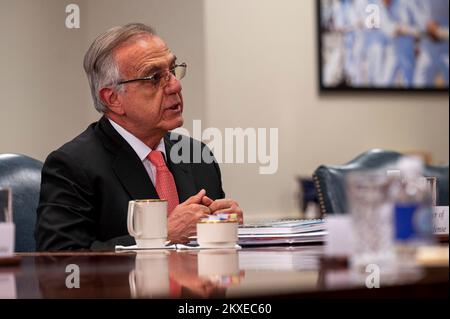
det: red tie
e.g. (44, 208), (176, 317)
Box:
(147, 150), (179, 214)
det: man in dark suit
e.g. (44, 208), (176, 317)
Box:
(35, 23), (243, 251)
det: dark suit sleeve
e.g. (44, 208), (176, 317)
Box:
(35, 150), (133, 251)
(212, 152), (226, 199)
(198, 140), (226, 199)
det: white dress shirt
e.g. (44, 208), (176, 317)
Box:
(108, 119), (166, 187)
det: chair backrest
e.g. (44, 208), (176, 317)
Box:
(0, 153), (43, 252)
(313, 149), (449, 215)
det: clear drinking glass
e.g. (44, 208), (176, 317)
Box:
(346, 171), (395, 271)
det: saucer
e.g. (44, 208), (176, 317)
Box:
(135, 238), (168, 249)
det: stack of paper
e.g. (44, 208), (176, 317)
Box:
(238, 219), (327, 246)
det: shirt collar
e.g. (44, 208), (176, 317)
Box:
(108, 118), (166, 161)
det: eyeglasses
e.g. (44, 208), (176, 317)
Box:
(116, 63), (187, 87)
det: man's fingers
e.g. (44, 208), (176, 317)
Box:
(182, 189), (206, 206)
(201, 195), (214, 207)
(211, 208), (236, 215)
(208, 199), (237, 213)
(188, 203), (211, 215)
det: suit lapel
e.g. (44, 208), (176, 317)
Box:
(164, 133), (197, 202)
(112, 148), (159, 200)
(96, 117), (159, 200)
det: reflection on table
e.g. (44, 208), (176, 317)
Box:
(1, 245), (448, 298)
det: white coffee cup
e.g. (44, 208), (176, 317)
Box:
(197, 220), (238, 248)
(127, 199), (168, 248)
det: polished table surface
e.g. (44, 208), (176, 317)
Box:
(1, 245), (448, 299)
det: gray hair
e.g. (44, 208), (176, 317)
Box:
(83, 23), (156, 113)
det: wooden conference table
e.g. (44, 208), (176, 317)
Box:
(1, 245), (448, 299)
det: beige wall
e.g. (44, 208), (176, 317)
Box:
(204, 0), (449, 219)
(0, 0), (88, 161)
(1, 0), (448, 220)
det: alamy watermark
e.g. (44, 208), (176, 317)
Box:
(365, 263), (380, 289)
(65, 264), (80, 289)
(171, 120), (279, 175)
(65, 4), (80, 29)
(365, 4), (381, 29)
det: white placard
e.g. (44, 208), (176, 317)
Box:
(433, 206), (449, 235)
(0, 223), (15, 256)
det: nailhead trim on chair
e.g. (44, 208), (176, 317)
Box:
(313, 173), (327, 216)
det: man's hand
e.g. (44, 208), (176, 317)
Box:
(168, 189), (211, 244)
(202, 196), (244, 224)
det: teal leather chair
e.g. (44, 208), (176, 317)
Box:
(0, 153), (43, 252)
(313, 149), (449, 215)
